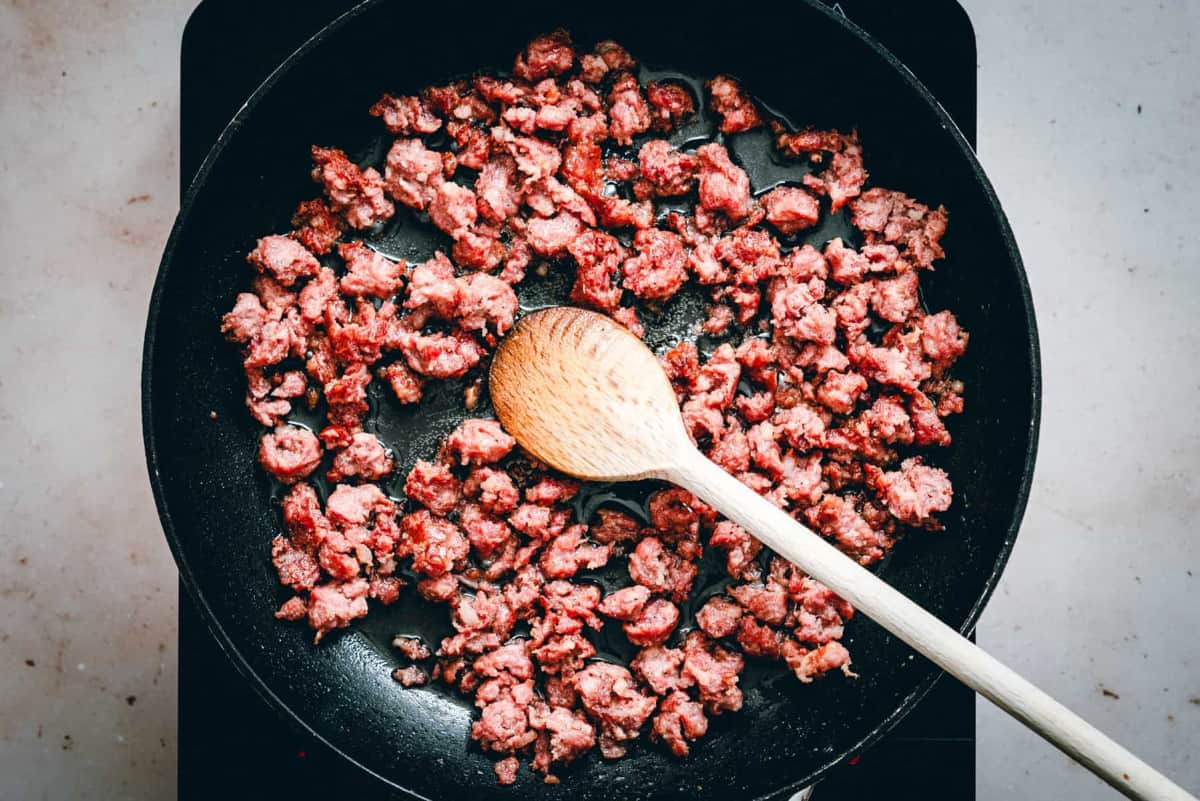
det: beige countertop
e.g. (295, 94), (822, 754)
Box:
(0, 1), (1196, 798)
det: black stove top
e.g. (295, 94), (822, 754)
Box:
(177, 3), (978, 797)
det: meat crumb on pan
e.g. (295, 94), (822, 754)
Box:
(393, 665), (429, 687)
(392, 635), (432, 662)
(222, 29), (966, 784)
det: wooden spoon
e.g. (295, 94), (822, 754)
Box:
(489, 306), (1195, 801)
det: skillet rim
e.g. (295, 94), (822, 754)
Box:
(142, 1), (1042, 796)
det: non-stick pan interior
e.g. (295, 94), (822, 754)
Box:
(144, 2), (1039, 798)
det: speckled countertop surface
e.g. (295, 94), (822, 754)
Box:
(0, 2), (1196, 799)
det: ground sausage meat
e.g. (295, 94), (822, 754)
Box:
(646, 81), (695, 131)
(404, 460), (461, 517)
(696, 143), (751, 225)
(258, 425), (322, 483)
(638, 139), (699, 197)
(328, 432), (393, 482)
(247, 235), (320, 286)
(573, 662), (658, 759)
(393, 635), (432, 661)
(706, 75), (763, 134)
(762, 186), (820, 235)
(623, 598), (680, 647)
(446, 419), (516, 466)
(597, 585), (651, 621)
(651, 690), (708, 757)
(227, 30), (968, 784)
(695, 596), (743, 638)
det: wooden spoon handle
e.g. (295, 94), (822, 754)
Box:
(668, 453), (1196, 801)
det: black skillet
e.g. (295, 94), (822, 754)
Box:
(143, 1), (1041, 798)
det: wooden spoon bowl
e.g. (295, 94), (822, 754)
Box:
(490, 305), (686, 482)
